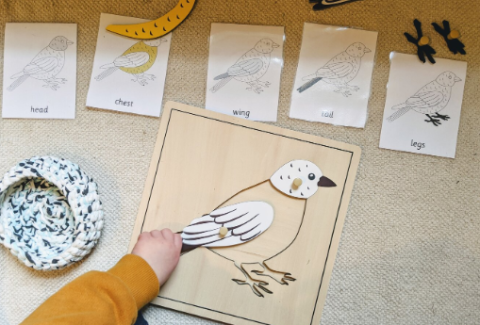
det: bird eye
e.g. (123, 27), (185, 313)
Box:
(308, 173), (315, 180)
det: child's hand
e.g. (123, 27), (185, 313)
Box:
(132, 228), (182, 285)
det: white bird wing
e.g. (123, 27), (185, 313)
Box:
(227, 58), (264, 77)
(22, 56), (59, 76)
(113, 52), (150, 68)
(181, 201), (274, 248)
(406, 91), (444, 108)
(316, 61), (354, 79)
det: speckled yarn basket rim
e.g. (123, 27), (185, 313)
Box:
(0, 156), (104, 271)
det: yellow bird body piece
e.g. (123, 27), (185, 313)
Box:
(106, 0), (196, 40)
(95, 38), (167, 86)
(119, 41), (158, 75)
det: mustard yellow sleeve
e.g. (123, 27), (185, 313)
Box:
(20, 254), (160, 325)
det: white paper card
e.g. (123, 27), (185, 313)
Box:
(379, 52), (467, 158)
(289, 23), (378, 128)
(2, 23), (77, 119)
(86, 13), (171, 117)
(205, 23), (284, 122)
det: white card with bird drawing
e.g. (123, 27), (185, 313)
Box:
(289, 23), (378, 128)
(86, 13), (171, 117)
(2, 23), (77, 119)
(379, 53), (467, 158)
(205, 23), (285, 122)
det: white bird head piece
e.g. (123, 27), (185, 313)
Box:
(144, 38), (168, 47)
(346, 42), (371, 58)
(49, 36), (74, 51)
(436, 71), (462, 87)
(270, 160), (336, 199)
(254, 38), (280, 54)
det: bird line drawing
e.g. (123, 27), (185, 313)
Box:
(95, 38), (167, 86)
(211, 38), (279, 94)
(179, 160), (337, 297)
(387, 71), (462, 126)
(297, 42), (371, 97)
(8, 36), (74, 91)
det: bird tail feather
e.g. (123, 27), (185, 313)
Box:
(10, 71), (26, 79)
(297, 77), (322, 93)
(302, 73), (317, 81)
(7, 74), (29, 91)
(100, 62), (116, 69)
(392, 103), (406, 111)
(211, 76), (233, 93)
(387, 106), (411, 122)
(214, 72), (230, 80)
(95, 67), (118, 81)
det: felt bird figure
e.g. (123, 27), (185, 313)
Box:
(8, 36), (74, 91)
(95, 38), (167, 86)
(211, 38), (279, 94)
(387, 71), (461, 126)
(180, 160), (336, 297)
(297, 42), (371, 97)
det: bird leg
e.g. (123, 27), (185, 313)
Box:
(231, 262), (273, 298)
(424, 114), (442, 126)
(131, 73), (156, 86)
(256, 80), (271, 88)
(42, 78), (67, 91)
(246, 80), (269, 94)
(250, 261), (296, 285)
(334, 84), (359, 97)
(433, 112), (450, 121)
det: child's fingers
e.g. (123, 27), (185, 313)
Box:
(138, 231), (152, 240)
(150, 229), (164, 239)
(161, 228), (174, 242)
(173, 233), (182, 249)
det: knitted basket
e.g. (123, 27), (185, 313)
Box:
(0, 156), (104, 270)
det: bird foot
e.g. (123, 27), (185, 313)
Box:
(335, 89), (352, 97)
(434, 113), (450, 121)
(232, 277), (272, 298)
(246, 86), (264, 94)
(51, 78), (67, 84)
(42, 83), (60, 91)
(139, 73), (156, 81)
(43, 78), (66, 91)
(251, 262), (296, 286)
(257, 81), (270, 88)
(232, 263), (273, 298)
(246, 81), (269, 94)
(425, 114), (442, 126)
(132, 78), (149, 86)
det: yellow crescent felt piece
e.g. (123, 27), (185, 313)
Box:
(106, 0), (196, 40)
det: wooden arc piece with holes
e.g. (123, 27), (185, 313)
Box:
(106, 0), (196, 40)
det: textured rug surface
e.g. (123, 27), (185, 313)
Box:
(1, 0), (480, 324)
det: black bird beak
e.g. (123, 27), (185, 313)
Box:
(318, 176), (336, 187)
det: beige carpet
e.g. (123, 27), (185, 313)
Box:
(1, 0), (480, 324)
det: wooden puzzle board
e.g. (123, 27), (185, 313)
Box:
(129, 101), (361, 325)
